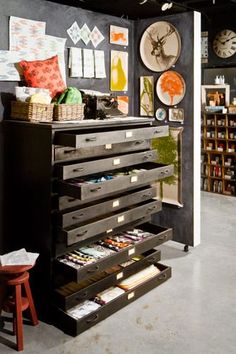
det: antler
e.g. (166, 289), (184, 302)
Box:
(146, 30), (160, 46)
(160, 25), (175, 44)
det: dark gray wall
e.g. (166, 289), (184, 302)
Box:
(134, 12), (195, 246)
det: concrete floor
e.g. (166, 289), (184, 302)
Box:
(0, 191), (236, 354)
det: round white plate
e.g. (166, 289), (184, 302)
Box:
(155, 108), (166, 121)
(156, 70), (186, 106)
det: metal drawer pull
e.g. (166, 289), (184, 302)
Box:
(64, 149), (77, 154)
(68, 197), (76, 202)
(87, 265), (100, 273)
(72, 167), (84, 172)
(154, 129), (162, 134)
(142, 192), (152, 198)
(147, 206), (156, 212)
(86, 136), (97, 142)
(143, 154), (154, 160)
(76, 230), (88, 237)
(159, 273), (167, 280)
(76, 291), (88, 300)
(90, 186), (102, 192)
(86, 314), (99, 323)
(158, 235), (167, 240)
(134, 140), (144, 145)
(72, 213), (84, 220)
(160, 169), (170, 176)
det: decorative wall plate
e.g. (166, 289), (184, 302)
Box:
(156, 70), (186, 106)
(155, 108), (166, 121)
(139, 21), (181, 72)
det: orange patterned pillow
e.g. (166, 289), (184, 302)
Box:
(19, 55), (66, 99)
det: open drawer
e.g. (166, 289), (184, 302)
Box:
(58, 199), (162, 247)
(53, 248), (161, 310)
(53, 263), (171, 336)
(53, 125), (168, 149)
(54, 223), (172, 284)
(55, 149), (157, 180)
(57, 162), (174, 201)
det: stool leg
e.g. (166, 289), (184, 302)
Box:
(24, 279), (38, 326)
(15, 284), (24, 351)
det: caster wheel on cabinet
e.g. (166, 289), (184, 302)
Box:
(184, 245), (189, 252)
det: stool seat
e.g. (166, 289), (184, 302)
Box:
(0, 264), (38, 351)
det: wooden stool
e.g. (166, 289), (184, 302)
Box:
(0, 265), (39, 351)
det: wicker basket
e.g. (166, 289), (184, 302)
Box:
(11, 101), (54, 122)
(53, 103), (85, 121)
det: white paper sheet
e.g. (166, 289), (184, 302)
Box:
(9, 16), (46, 50)
(68, 47), (83, 77)
(0, 248), (39, 266)
(94, 50), (106, 78)
(83, 49), (94, 78)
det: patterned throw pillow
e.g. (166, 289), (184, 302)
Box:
(19, 55), (66, 99)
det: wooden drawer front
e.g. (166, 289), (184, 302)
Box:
(53, 140), (151, 162)
(54, 126), (168, 148)
(53, 249), (161, 310)
(55, 150), (157, 180)
(59, 186), (157, 227)
(53, 263), (171, 336)
(61, 200), (161, 246)
(58, 162), (174, 200)
(54, 224), (172, 284)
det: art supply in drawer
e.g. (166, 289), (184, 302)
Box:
(67, 300), (101, 319)
(94, 286), (125, 305)
(118, 264), (161, 290)
(79, 244), (116, 258)
(97, 236), (131, 252)
(58, 251), (96, 268)
(118, 228), (155, 242)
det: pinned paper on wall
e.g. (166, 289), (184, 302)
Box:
(7, 16), (67, 82)
(68, 47), (83, 77)
(67, 21), (81, 45)
(90, 26), (105, 48)
(94, 50), (106, 78)
(80, 24), (91, 45)
(9, 16), (46, 50)
(83, 49), (94, 78)
(110, 25), (128, 46)
(110, 50), (128, 92)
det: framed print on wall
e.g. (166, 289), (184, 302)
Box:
(110, 50), (128, 92)
(110, 25), (129, 46)
(140, 76), (154, 116)
(139, 21), (181, 72)
(152, 127), (183, 207)
(169, 108), (184, 123)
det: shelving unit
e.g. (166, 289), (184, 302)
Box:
(201, 112), (236, 196)
(4, 118), (174, 336)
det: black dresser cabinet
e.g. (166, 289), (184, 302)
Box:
(3, 118), (173, 335)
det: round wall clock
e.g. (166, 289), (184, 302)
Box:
(156, 70), (186, 106)
(213, 29), (236, 58)
(139, 21), (181, 72)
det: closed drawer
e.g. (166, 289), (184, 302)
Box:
(55, 150), (157, 180)
(59, 199), (162, 246)
(53, 262), (171, 336)
(53, 248), (161, 310)
(53, 140), (151, 162)
(54, 126), (168, 148)
(54, 223), (172, 284)
(57, 162), (174, 201)
(58, 186), (157, 227)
